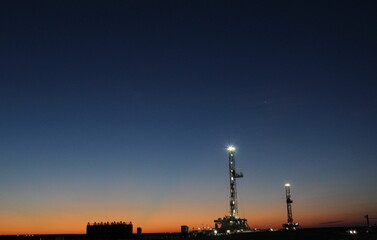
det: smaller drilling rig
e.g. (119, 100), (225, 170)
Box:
(282, 183), (300, 230)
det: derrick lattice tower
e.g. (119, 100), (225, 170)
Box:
(282, 183), (300, 230)
(285, 184), (293, 225)
(214, 146), (250, 233)
(228, 146), (243, 218)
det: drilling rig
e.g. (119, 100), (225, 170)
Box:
(282, 183), (300, 230)
(214, 146), (250, 233)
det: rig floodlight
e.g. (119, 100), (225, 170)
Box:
(227, 146), (236, 152)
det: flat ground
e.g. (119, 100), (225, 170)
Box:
(212, 228), (374, 240)
(1, 228), (376, 240)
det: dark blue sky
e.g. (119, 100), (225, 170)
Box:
(0, 0), (377, 233)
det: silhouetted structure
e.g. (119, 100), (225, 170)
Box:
(86, 221), (132, 240)
(181, 225), (189, 235)
(282, 184), (300, 230)
(214, 146), (250, 233)
(365, 215), (370, 228)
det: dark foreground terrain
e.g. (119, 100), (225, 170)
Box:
(210, 228), (375, 240)
(1, 228), (376, 240)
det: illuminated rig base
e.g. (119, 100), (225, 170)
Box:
(282, 223), (300, 231)
(214, 216), (250, 233)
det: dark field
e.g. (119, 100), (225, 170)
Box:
(1, 228), (376, 240)
(209, 228), (376, 240)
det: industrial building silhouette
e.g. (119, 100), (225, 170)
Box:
(86, 221), (133, 240)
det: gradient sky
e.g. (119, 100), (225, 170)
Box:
(1, 0), (377, 235)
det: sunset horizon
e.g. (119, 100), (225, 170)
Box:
(1, 0), (376, 237)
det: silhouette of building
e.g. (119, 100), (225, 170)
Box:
(137, 227), (142, 236)
(86, 221), (133, 240)
(181, 225), (189, 235)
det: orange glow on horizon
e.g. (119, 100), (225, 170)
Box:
(1, 186), (375, 235)
(0, 208), (371, 235)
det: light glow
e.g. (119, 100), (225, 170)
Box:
(227, 146), (236, 152)
(285, 183), (290, 187)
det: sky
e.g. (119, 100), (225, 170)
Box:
(1, 0), (377, 235)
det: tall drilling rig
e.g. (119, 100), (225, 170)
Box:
(214, 146), (250, 233)
(282, 183), (300, 230)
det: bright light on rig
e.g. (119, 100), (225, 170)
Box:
(285, 183), (290, 187)
(227, 146), (236, 152)
(348, 230), (357, 234)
